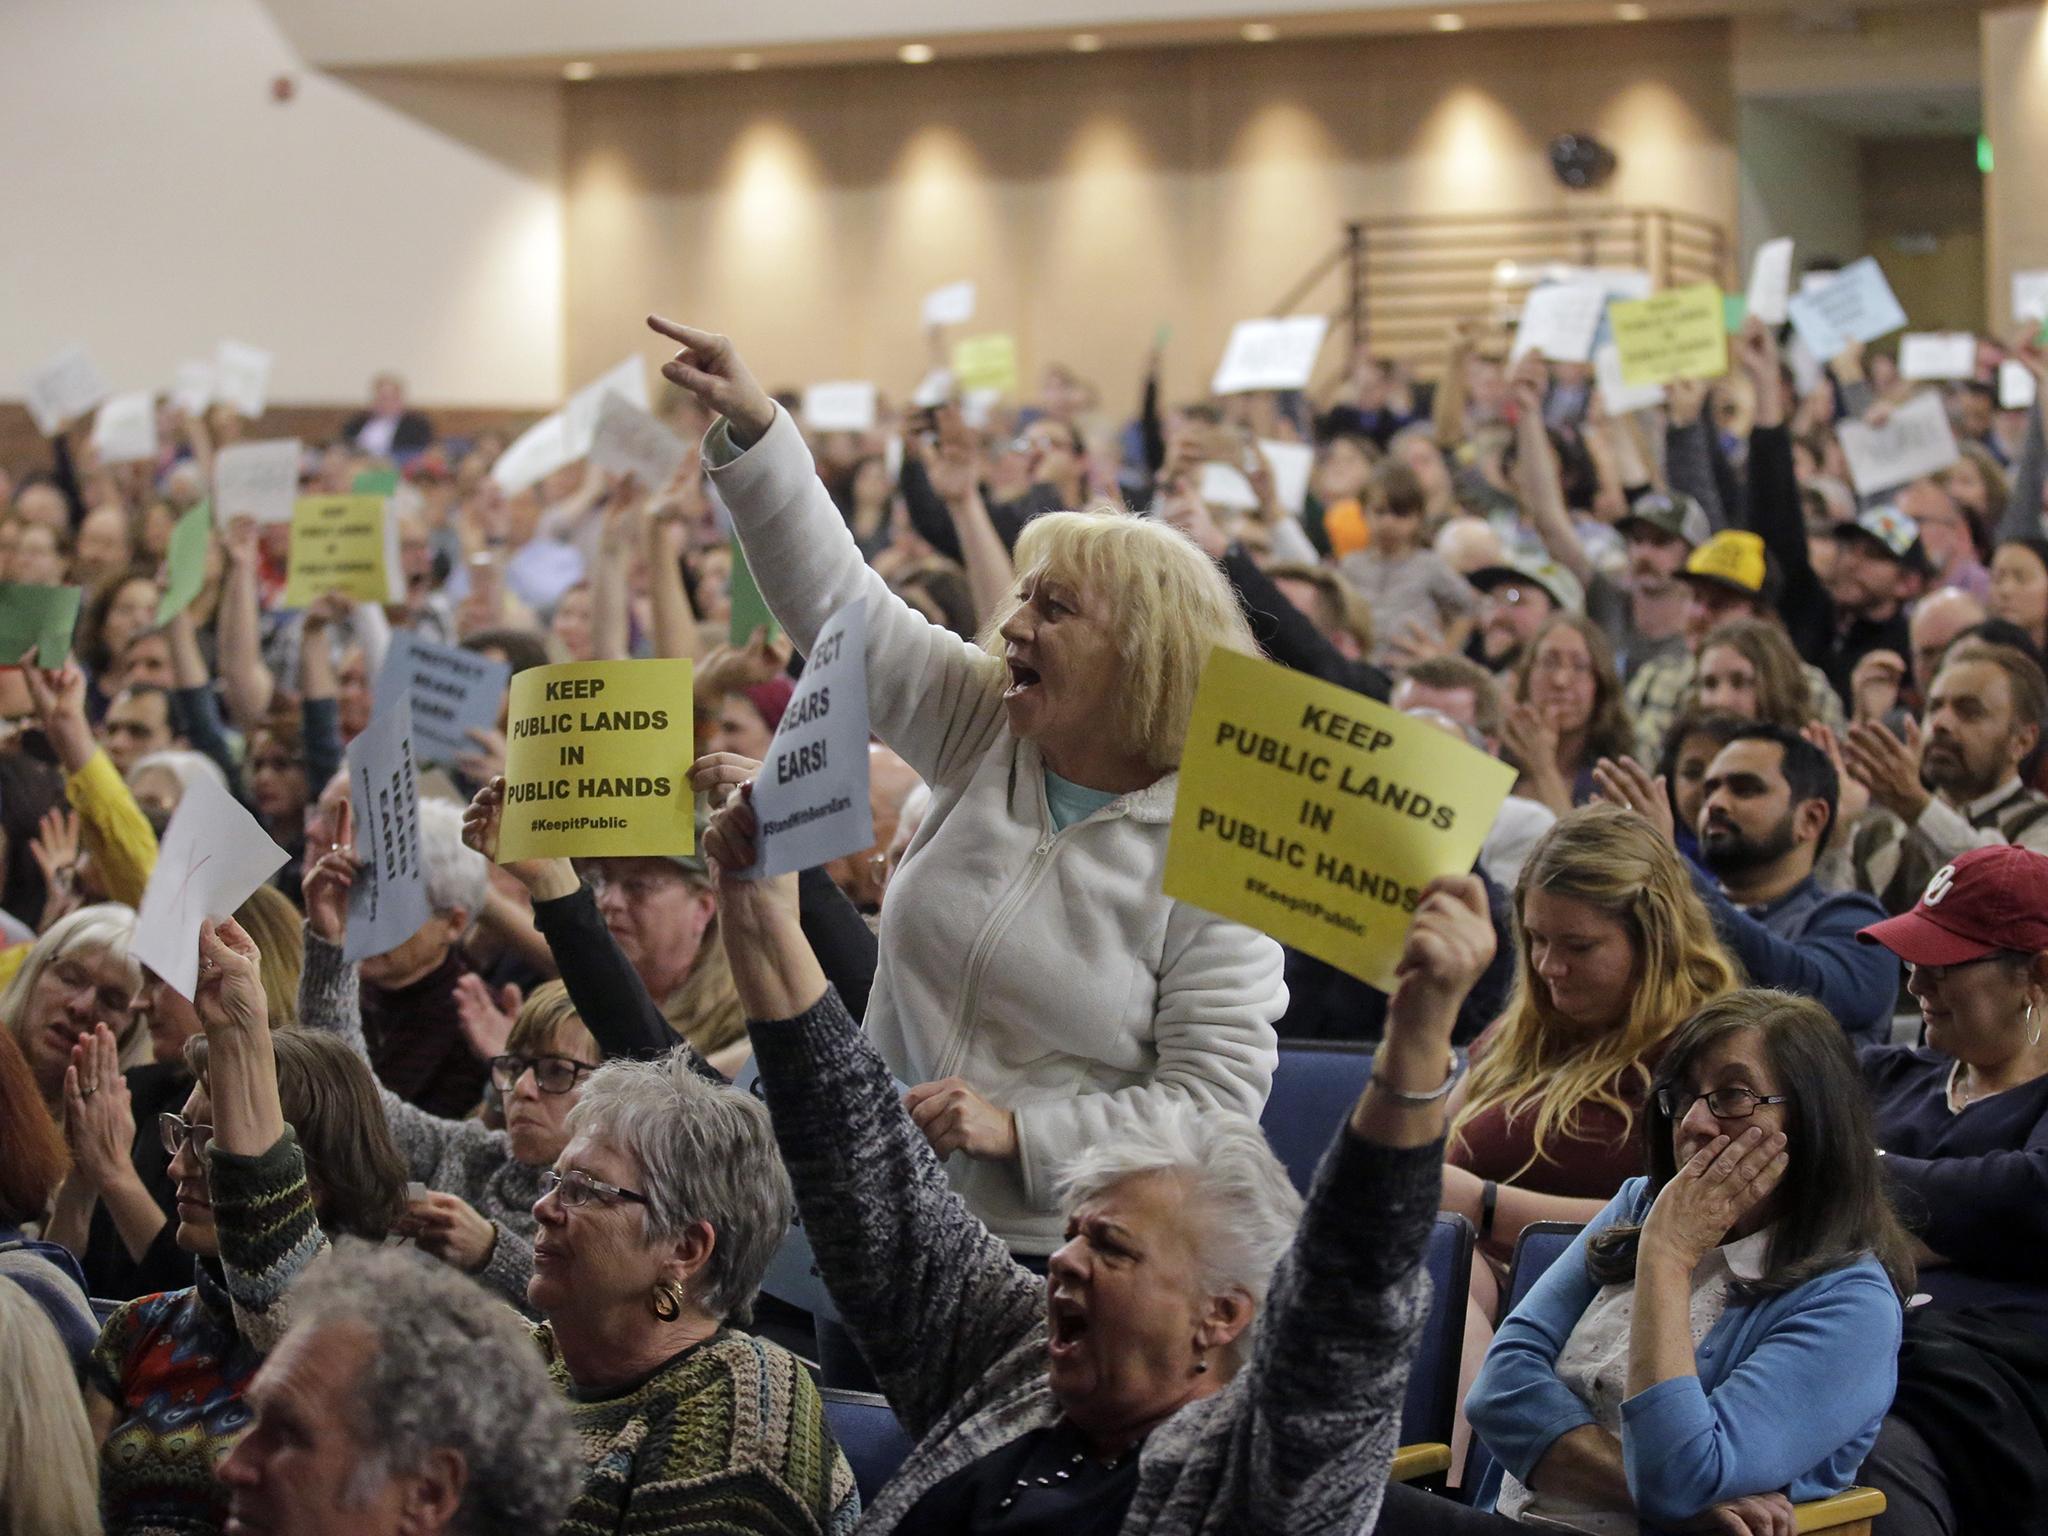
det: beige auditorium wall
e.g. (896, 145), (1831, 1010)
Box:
(1983, 5), (2048, 332)
(564, 20), (1737, 406)
(1, 0), (565, 409)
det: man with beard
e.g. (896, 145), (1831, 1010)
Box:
(1845, 640), (2048, 914)
(1594, 724), (1894, 1041)
(1462, 552), (1581, 679)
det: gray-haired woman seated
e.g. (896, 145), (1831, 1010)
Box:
(703, 792), (1497, 1535)
(525, 1044), (858, 1533)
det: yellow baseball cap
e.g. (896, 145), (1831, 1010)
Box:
(1681, 530), (1775, 602)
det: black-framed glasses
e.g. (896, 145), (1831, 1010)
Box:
(538, 1168), (648, 1208)
(489, 1054), (597, 1095)
(1656, 1087), (1790, 1121)
(159, 1112), (215, 1160)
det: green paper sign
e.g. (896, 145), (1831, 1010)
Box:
(0, 581), (82, 668)
(157, 502), (214, 625)
(1723, 294), (1748, 333)
(727, 539), (780, 647)
(352, 469), (400, 496)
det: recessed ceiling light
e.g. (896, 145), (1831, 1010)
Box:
(1241, 22), (1279, 42)
(898, 42), (935, 64)
(1070, 33), (1104, 53)
(1616, 2), (1648, 18)
(1432, 13), (1466, 31)
(732, 52), (762, 71)
(563, 61), (597, 81)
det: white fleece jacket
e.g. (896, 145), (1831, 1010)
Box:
(707, 405), (1284, 1253)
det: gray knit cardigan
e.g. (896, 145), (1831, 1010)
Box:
(750, 987), (1443, 1535)
(298, 928), (545, 1309)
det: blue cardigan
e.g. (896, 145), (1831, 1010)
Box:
(1467, 1179), (1903, 1524)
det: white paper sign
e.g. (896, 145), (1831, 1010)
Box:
(744, 599), (875, 879)
(1511, 283), (1607, 364)
(801, 381), (879, 434)
(1785, 257), (1908, 361)
(373, 632), (510, 768)
(133, 771), (290, 1000)
(172, 361), (215, 417)
(589, 392), (690, 495)
(2014, 271), (2048, 326)
(213, 439), (302, 525)
(563, 357), (650, 460)
(2001, 360), (2038, 411)
(960, 388), (1001, 430)
(911, 368), (954, 409)
(214, 340), (272, 418)
(491, 411), (572, 495)
(1211, 316), (1330, 395)
(1898, 333), (1978, 382)
(1838, 392), (1962, 497)
(343, 695), (431, 963)
(921, 280), (977, 328)
(1594, 342), (1666, 414)
(1198, 463), (1261, 512)
(1532, 265), (1653, 302)
(90, 392), (159, 465)
(1258, 439), (1316, 517)
(22, 345), (110, 436)
(1746, 238), (1795, 327)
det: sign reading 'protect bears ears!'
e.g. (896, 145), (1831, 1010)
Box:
(1165, 648), (1515, 989)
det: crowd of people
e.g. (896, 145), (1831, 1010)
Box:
(2, 253), (2047, 1536)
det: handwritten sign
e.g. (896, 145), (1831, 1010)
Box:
(156, 504), (213, 626)
(744, 600), (873, 877)
(1512, 283), (1606, 364)
(1745, 238), (1795, 327)
(498, 658), (695, 861)
(89, 391), (159, 465)
(0, 582), (82, 668)
(951, 334), (1020, 395)
(589, 392), (690, 496)
(1163, 648), (1515, 988)
(2002, 360), (2038, 411)
(921, 280), (977, 328)
(132, 770), (289, 1000)
(1211, 316), (1329, 394)
(344, 695), (431, 962)
(1594, 342), (1665, 414)
(172, 360), (215, 417)
(1607, 284), (1729, 387)
(214, 339), (272, 419)
(1837, 392), (1961, 497)
(801, 381), (879, 434)
(1259, 439), (1317, 517)
(213, 439), (302, 526)
(22, 346), (110, 436)
(2014, 270), (2048, 327)
(563, 356), (650, 459)
(491, 411), (570, 496)
(1786, 257), (1907, 361)
(374, 632), (511, 767)
(284, 495), (401, 607)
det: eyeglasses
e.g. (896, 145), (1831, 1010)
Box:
(490, 1054), (597, 1095)
(1656, 1087), (1789, 1121)
(538, 1168), (648, 1208)
(580, 866), (686, 901)
(159, 1112), (215, 1160)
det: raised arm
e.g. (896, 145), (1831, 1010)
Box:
(164, 609), (245, 796)
(22, 661), (157, 906)
(216, 518), (277, 732)
(1510, 362), (1595, 589)
(644, 491), (702, 662)
(1999, 331), (2046, 546)
(652, 316), (1008, 786)
(919, 413), (1016, 629)
(706, 794), (1042, 1435)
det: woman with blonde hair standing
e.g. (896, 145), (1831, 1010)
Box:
(1438, 806), (1739, 1465)
(659, 316), (1284, 1259)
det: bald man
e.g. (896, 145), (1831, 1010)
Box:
(1910, 587), (1989, 696)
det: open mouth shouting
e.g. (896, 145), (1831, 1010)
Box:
(1005, 657), (1043, 701)
(1047, 1292), (1090, 1361)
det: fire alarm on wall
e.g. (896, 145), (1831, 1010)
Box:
(272, 74), (296, 102)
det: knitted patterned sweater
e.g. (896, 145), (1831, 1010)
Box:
(749, 987), (1443, 1536)
(299, 928), (544, 1309)
(91, 1133), (326, 1536)
(537, 1322), (859, 1536)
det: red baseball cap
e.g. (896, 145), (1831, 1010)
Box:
(1857, 845), (2048, 966)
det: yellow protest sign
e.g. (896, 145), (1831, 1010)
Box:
(951, 333), (1019, 395)
(499, 659), (695, 861)
(1164, 649), (1515, 988)
(1608, 283), (1729, 388)
(284, 495), (398, 607)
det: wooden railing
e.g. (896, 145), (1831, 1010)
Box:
(1271, 205), (1731, 371)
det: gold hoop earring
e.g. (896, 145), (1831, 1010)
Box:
(650, 1281), (684, 1322)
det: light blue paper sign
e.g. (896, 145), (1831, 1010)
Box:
(743, 598), (874, 879)
(344, 694), (431, 963)
(374, 632), (512, 767)
(1786, 256), (1908, 361)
